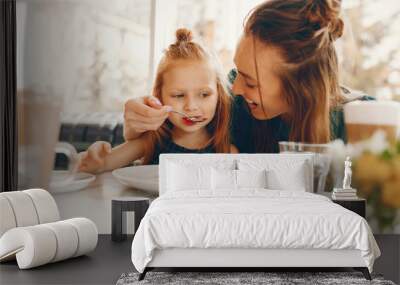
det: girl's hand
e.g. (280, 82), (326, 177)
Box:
(124, 96), (172, 140)
(78, 141), (112, 174)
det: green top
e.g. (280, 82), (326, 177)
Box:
(227, 69), (374, 153)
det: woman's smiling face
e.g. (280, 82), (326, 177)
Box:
(161, 59), (219, 132)
(232, 35), (290, 120)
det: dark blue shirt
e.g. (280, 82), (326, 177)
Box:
(148, 139), (216, 165)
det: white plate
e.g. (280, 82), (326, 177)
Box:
(112, 165), (159, 194)
(49, 171), (96, 194)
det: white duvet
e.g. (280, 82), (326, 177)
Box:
(131, 190), (380, 273)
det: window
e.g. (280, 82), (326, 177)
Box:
(17, 0), (152, 113)
(338, 0), (400, 101)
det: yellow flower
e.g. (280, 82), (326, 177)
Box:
(381, 179), (400, 208)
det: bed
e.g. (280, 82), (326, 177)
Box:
(131, 153), (380, 281)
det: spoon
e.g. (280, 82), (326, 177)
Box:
(169, 110), (206, 122)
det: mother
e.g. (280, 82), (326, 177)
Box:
(123, 0), (370, 153)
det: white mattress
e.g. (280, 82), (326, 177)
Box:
(131, 190), (380, 273)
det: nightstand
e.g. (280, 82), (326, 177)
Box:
(332, 198), (366, 218)
(111, 197), (150, 242)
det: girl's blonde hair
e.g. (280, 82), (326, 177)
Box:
(245, 0), (344, 152)
(142, 28), (232, 164)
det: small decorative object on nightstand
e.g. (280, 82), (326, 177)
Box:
(111, 197), (150, 242)
(331, 157), (365, 217)
(332, 156), (359, 200)
(332, 198), (366, 218)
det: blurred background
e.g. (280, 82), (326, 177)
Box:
(16, 0), (400, 193)
(13, 0), (400, 237)
(16, 0), (400, 112)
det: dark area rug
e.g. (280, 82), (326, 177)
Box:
(116, 271), (396, 285)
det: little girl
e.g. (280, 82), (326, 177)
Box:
(78, 28), (237, 174)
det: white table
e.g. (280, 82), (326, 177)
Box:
(51, 172), (156, 234)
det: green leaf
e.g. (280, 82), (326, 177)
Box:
(380, 149), (393, 160)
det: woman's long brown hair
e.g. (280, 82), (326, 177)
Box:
(141, 28), (232, 164)
(245, 0), (344, 149)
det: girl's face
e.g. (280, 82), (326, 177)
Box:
(161, 59), (219, 132)
(232, 35), (290, 120)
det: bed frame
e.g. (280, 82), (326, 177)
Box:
(139, 248), (371, 280)
(137, 154), (372, 281)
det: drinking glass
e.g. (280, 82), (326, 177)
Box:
(279, 141), (332, 193)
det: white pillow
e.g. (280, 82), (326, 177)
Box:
(211, 169), (267, 190)
(266, 167), (307, 191)
(236, 169), (267, 189)
(212, 168), (236, 190)
(167, 162), (212, 191)
(238, 158), (309, 191)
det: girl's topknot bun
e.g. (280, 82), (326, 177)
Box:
(175, 28), (193, 43)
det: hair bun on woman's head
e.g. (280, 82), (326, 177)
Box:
(305, 0), (344, 41)
(329, 18), (344, 40)
(175, 28), (193, 43)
